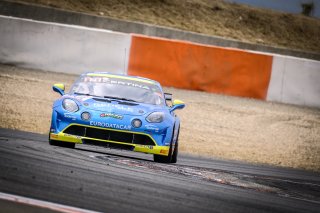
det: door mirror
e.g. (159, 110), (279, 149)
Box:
(170, 99), (185, 112)
(53, 83), (65, 96)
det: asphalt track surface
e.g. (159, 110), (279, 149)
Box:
(0, 128), (319, 213)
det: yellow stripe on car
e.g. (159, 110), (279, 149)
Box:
(87, 73), (156, 85)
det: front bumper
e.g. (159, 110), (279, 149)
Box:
(49, 124), (170, 156)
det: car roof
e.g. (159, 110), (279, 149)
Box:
(82, 72), (160, 86)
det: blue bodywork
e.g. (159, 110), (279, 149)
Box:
(49, 72), (184, 158)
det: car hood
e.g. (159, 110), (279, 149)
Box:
(71, 95), (163, 116)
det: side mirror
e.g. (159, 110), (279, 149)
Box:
(170, 99), (185, 112)
(53, 83), (65, 96)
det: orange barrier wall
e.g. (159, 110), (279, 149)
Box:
(128, 34), (273, 99)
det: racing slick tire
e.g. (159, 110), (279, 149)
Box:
(153, 144), (173, 163)
(154, 127), (179, 164)
(170, 132), (179, 163)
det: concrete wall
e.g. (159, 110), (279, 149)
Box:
(0, 15), (131, 74)
(0, 15), (319, 108)
(128, 34), (273, 100)
(128, 34), (320, 108)
(0, 0), (319, 61)
(267, 56), (320, 108)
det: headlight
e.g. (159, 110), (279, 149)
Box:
(62, 99), (79, 112)
(146, 112), (164, 123)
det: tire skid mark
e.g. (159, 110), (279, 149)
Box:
(94, 155), (320, 204)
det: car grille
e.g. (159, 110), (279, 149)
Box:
(63, 125), (155, 145)
(82, 139), (134, 151)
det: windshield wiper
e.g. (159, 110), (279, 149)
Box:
(103, 96), (137, 102)
(74, 93), (136, 102)
(73, 92), (101, 98)
(74, 92), (91, 96)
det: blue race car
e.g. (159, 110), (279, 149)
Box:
(49, 72), (185, 163)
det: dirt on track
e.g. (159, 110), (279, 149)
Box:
(9, 0), (320, 53)
(0, 65), (319, 171)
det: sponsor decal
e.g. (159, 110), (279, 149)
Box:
(145, 124), (160, 132)
(83, 77), (150, 90)
(92, 103), (134, 112)
(90, 121), (131, 130)
(92, 103), (109, 107)
(100, 113), (123, 120)
(50, 128), (55, 133)
(136, 145), (153, 149)
(64, 133), (82, 139)
(84, 76), (110, 83)
(64, 113), (76, 120)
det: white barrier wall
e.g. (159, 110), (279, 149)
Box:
(267, 55), (320, 108)
(1, 15), (319, 108)
(0, 15), (131, 74)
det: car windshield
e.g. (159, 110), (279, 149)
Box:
(70, 75), (164, 105)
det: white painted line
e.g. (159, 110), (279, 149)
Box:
(0, 192), (101, 213)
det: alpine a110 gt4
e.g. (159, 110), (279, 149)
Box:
(49, 72), (185, 163)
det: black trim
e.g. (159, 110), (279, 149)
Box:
(82, 139), (134, 151)
(63, 125), (155, 145)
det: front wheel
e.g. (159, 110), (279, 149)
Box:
(154, 128), (179, 163)
(153, 148), (172, 163)
(170, 141), (178, 163)
(170, 129), (179, 163)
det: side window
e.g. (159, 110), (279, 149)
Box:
(164, 93), (173, 107)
